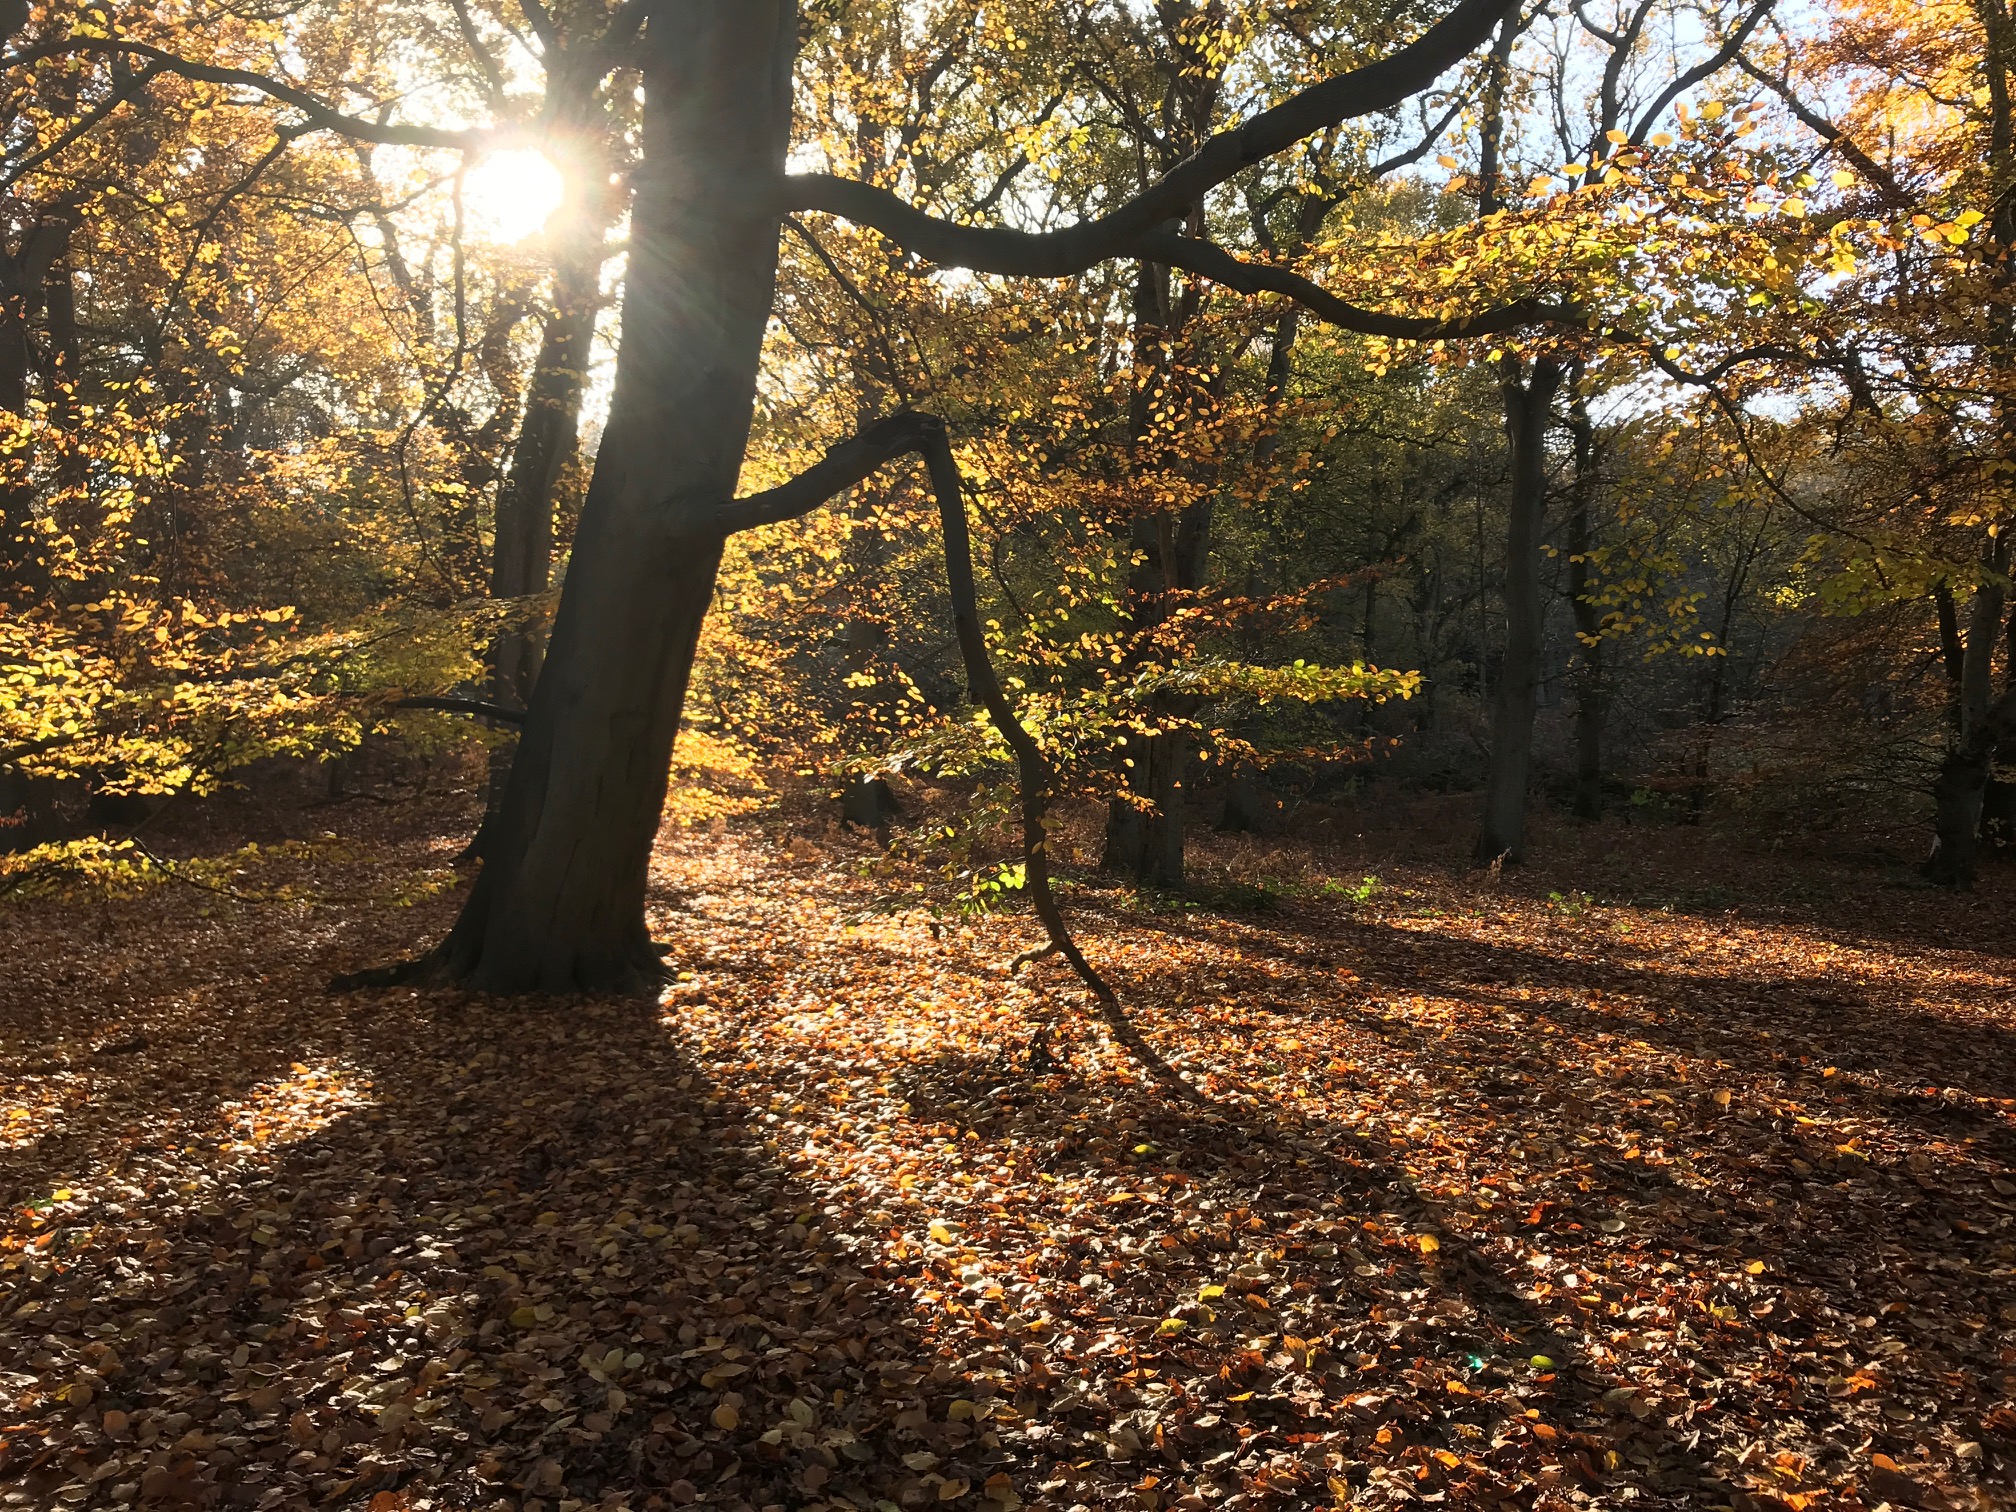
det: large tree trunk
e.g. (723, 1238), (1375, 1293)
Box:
(1473, 355), (1560, 864)
(418, 1), (797, 993)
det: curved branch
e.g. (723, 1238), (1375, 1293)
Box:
(921, 419), (1202, 1102)
(716, 411), (937, 532)
(782, 0), (1517, 277)
(714, 411), (1203, 1098)
(1626, 0), (1776, 146)
(5, 39), (495, 151)
(1132, 229), (1580, 338)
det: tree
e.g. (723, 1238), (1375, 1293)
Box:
(18, 0), (1539, 989)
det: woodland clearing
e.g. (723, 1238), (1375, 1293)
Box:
(2, 782), (2012, 1512)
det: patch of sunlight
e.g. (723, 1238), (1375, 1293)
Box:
(216, 1060), (373, 1157)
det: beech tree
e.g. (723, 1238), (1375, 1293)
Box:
(19, 0), (1553, 990)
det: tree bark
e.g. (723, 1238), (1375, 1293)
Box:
(1564, 375), (1604, 819)
(476, 182), (613, 830)
(1100, 256), (1209, 889)
(1961, 543), (2008, 738)
(1925, 675), (2016, 887)
(1473, 355), (1560, 864)
(411, 0), (798, 993)
(1924, 551), (2012, 883)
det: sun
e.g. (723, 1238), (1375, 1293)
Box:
(460, 147), (567, 245)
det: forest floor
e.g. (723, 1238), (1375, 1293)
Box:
(3, 777), (2014, 1512)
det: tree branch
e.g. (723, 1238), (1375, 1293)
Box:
(1735, 57), (1911, 207)
(6, 39), (495, 151)
(1131, 229), (1579, 339)
(715, 411), (1203, 1098)
(1626, 0), (1776, 145)
(1, 59), (164, 190)
(782, 0), (1517, 277)
(716, 411), (937, 533)
(393, 695), (527, 726)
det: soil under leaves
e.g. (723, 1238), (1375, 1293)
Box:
(3, 785), (2014, 1512)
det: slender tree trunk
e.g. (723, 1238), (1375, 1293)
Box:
(477, 195), (610, 827)
(1101, 258), (1206, 889)
(1926, 670), (2016, 887)
(0, 218), (70, 591)
(1564, 377), (1604, 819)
(1961, 544), (2007, 737)
(1936, 583), (1967, 727)
(417, 0), (798, 993)
(1926, 550), (2012, 884)
(1474, 355), (1560, 864)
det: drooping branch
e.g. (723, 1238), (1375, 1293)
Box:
(781, 0), (1518, 278)
(717, 413), (1202, 1099)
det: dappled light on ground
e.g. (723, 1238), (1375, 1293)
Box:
(2, 797), (2012, 1511)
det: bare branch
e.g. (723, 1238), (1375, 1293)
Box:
(5, 39), (494, 150)
(1626, 0), (1776, 145)
(1736, 57), (1912, 207)
(394, 696), (527, 726)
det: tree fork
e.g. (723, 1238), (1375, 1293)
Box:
(340, 409), (1201, 1098)
(737, 416), (1201, 1097)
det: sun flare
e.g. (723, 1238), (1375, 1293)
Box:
(460, 147), (567, 245)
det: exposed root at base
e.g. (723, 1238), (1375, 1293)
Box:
(329, 939), (674, 998)
(329, 954), (437, 992)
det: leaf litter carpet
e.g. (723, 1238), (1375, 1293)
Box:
(2, 798), (2014, 1512)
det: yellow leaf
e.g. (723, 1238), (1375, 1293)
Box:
(1418, 1233), (1440, 1254)
(712, 1403), (739, 1430)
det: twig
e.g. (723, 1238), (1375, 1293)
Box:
(392, 694), (526, 725)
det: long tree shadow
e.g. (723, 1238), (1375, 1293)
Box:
(0, 985), (1068, 1511)
(1101, 898), (2016, 1148)
(883, 1038), (1767, 1510)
